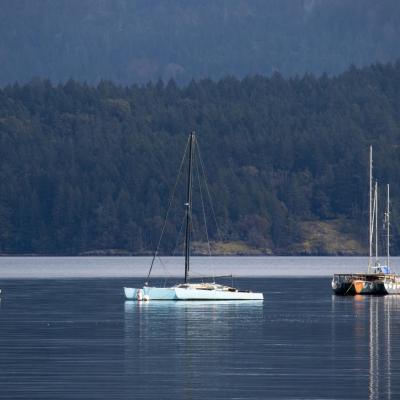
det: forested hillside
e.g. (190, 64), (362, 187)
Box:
(1, 62), (400, 255)
(1, 0), (400, 85)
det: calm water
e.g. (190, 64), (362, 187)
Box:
(0, 258), (399, 399)
(1, 256), (400, 278)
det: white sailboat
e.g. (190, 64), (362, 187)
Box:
(332, 146), (389, 295)
(383, 185), (400, 294)
(352, 148), (393, 294)
(124, 132), (263, 301)
(384, 276), (400, 294)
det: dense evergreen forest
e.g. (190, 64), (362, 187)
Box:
(1, 0), (400, 85)
(1, 62), (400, 255)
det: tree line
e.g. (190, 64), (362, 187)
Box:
(1, 62), (400, 254)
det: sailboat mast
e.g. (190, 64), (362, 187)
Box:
(387, 184), (390, 268)
(369, 146), (373, 273)
(184, 132), (195, 283)
(375, 181), (378, 263)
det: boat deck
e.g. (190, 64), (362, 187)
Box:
(333, 273), (387, 281)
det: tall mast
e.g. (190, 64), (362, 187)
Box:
(184, 132), (195, 283)
(386, 184), (390, 268)
(369, 146), (373, 272)
(375, 181), (378, 263)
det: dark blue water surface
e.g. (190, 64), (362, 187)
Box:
(0, 278), (399, 399)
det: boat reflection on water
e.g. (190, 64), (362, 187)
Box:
(331, 294), (400, 400)
(380, 295), (400, 400)
(123, 300), (264, 398)
(124, 299), (264, 310)
(124, 300), (264, 343)
(369, 295), (400, 400)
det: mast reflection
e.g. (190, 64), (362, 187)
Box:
(369, 295), (400, 400)
(331, 294), (400, 400)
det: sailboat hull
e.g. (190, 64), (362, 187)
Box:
(143, 287), (177, 300)
(124, 287), (177, 300)
(353, 279), (386, 295)
(124, 287), (138, 299)
(332, 273), (388, 295)
(384, 279), (400, 294)
(175, 288), (263, 300)
(124, 286), (263, 301)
